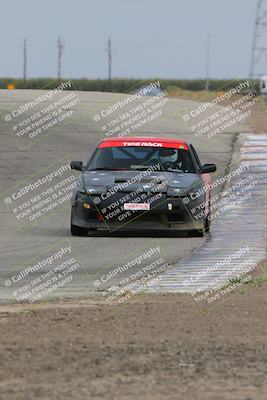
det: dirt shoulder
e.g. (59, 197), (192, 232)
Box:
(1, 262), (267, 400)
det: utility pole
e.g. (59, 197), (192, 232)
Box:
(250, 0), (267, 78)
(57, 36), (64, 81)
(107, 38), (112, 89)
(205, 33), (210, 91)
(23, 38), (27, 88)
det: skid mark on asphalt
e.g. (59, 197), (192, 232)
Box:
(146, 134), (267, 293)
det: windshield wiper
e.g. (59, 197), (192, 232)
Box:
(131, 165), (163, 171)
(88, 167), (116, 171)
(166, 167), (184, 173)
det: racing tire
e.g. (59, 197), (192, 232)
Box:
(188, 229), (205, 237)
(204, 198), (211, 233)
(71, 224), (88, 236)
(205, 213), (211, 233)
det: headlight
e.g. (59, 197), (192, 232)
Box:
(86, 187), (98, 194)
(85, 185), (108, 195)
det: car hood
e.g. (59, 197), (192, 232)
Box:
(75, 170), (202, 194)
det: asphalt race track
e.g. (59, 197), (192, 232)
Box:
(0, 89), (249, 301)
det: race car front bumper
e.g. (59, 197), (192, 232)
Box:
(71, 191), (205, 232)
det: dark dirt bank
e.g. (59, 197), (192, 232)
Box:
(0, 262), (267, 400)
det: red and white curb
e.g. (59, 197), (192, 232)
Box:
(145, 134), (267, 293)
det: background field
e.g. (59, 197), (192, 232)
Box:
(0, 78), (260, 93)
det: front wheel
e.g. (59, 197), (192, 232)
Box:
(187, 229), (205, 237)
(71, 224), (88, 236)
(205, 213), (211, 233)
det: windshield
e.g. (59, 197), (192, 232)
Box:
(87, 146), (196, 173)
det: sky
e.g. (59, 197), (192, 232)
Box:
(0, 0), (260, 79)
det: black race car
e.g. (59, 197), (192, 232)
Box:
(70, 137), (216, 236)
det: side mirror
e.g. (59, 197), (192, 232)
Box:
(200, 163), (217, 174)
(70, 161), (83, 171)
